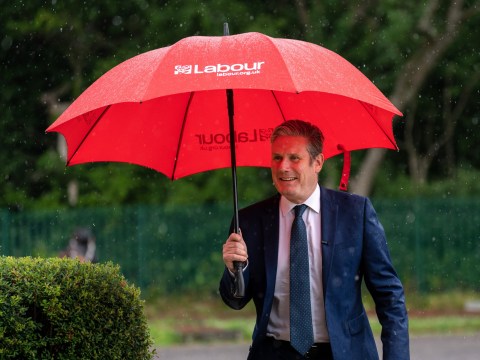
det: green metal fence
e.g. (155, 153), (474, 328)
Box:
(1, 198), (479, 294)
(374, 198), (480, 292)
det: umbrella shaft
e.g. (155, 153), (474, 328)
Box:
(227, 88), (245, 298)
(226, 88), (239, 233)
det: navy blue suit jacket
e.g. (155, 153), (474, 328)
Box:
(220, 187), (409, 360)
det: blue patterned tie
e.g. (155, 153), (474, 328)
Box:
(290, 204), (314, 355)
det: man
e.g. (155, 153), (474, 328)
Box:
(220, 120), (409, 360)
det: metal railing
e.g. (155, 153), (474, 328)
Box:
(1, 198), (479, 294)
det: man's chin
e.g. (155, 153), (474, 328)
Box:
(278, 189), (299, 201)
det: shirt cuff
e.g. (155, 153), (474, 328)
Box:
(228, 260), (249, 277)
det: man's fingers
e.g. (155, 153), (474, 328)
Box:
(223, 244), (247, 258)
(223, 232), (248, 271)
(227, 232), (243, 243)
(224, 240), (247, 254)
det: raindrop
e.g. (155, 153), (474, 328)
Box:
(112, 16), (122, 26)
(405, 211), (415, 224)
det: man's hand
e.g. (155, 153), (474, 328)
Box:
(222, 231), (248, 273)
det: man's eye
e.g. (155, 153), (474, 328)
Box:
(273, 155), (282, 161)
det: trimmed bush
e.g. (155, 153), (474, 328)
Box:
(0, 256), (154, 359)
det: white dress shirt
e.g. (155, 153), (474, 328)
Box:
(267, 184), (330, 343)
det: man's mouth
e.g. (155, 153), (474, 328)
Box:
(279, 176), (297, 182)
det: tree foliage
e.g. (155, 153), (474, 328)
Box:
(1, 0), (479, 210)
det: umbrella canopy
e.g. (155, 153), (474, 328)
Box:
(47, 31), (401, 181)
(46, 29), (402, 297)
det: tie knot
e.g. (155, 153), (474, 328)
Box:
(294, 204), (307, 218)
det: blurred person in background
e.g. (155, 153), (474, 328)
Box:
(60, 227), (97, 263)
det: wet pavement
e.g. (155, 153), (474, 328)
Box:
(154, 333), (480, 359)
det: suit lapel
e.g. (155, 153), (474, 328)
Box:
(320, 187), (338, 296)
(263, 195), (280, 299)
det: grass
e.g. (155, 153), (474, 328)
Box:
(145, 292), (255, 346)
(145, 292), (480, 347)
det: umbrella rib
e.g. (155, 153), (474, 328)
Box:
(66, 105), (111, 166)
(263, 36), (298, 91)
(358, 100), (399, 150)
(171, 92), (195, 180)
(270, 90), (287, 121)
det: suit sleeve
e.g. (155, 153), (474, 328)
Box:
(362, 198), (410, 360)
(219, 265), (251, 310)
(219, 218), (253, 310)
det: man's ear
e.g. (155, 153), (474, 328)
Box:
(315, 153), (325, 174)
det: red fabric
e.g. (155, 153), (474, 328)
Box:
(338, 149), (351, 192)
(47, 32), (401, 180)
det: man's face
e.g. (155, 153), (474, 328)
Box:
(271, 136), (324, 204)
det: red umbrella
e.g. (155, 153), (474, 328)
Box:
(46, 25), (402, 296)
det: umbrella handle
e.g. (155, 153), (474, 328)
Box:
(233, 261), (245, 298)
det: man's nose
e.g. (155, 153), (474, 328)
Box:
(277, 159), (291, 170)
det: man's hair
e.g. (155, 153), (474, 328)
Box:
(271, 119), (324, 160)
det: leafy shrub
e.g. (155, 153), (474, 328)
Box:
(0, 256), (154, 359)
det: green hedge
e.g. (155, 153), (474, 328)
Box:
(0, 257), (154, 359)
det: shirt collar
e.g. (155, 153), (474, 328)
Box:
(280, 184), (321, 216)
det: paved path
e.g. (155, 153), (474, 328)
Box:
(154, 333), (480, 359)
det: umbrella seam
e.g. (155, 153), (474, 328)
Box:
(270, 90), (287, 121)
(171, 92), (195, 180)
(66, 105), (111, 166)
(141, 43), (177, 101)
(263, 35), (298, 91)
(359, 100), (399, 150)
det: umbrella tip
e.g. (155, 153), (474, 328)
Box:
(223, 22), (230, 36)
